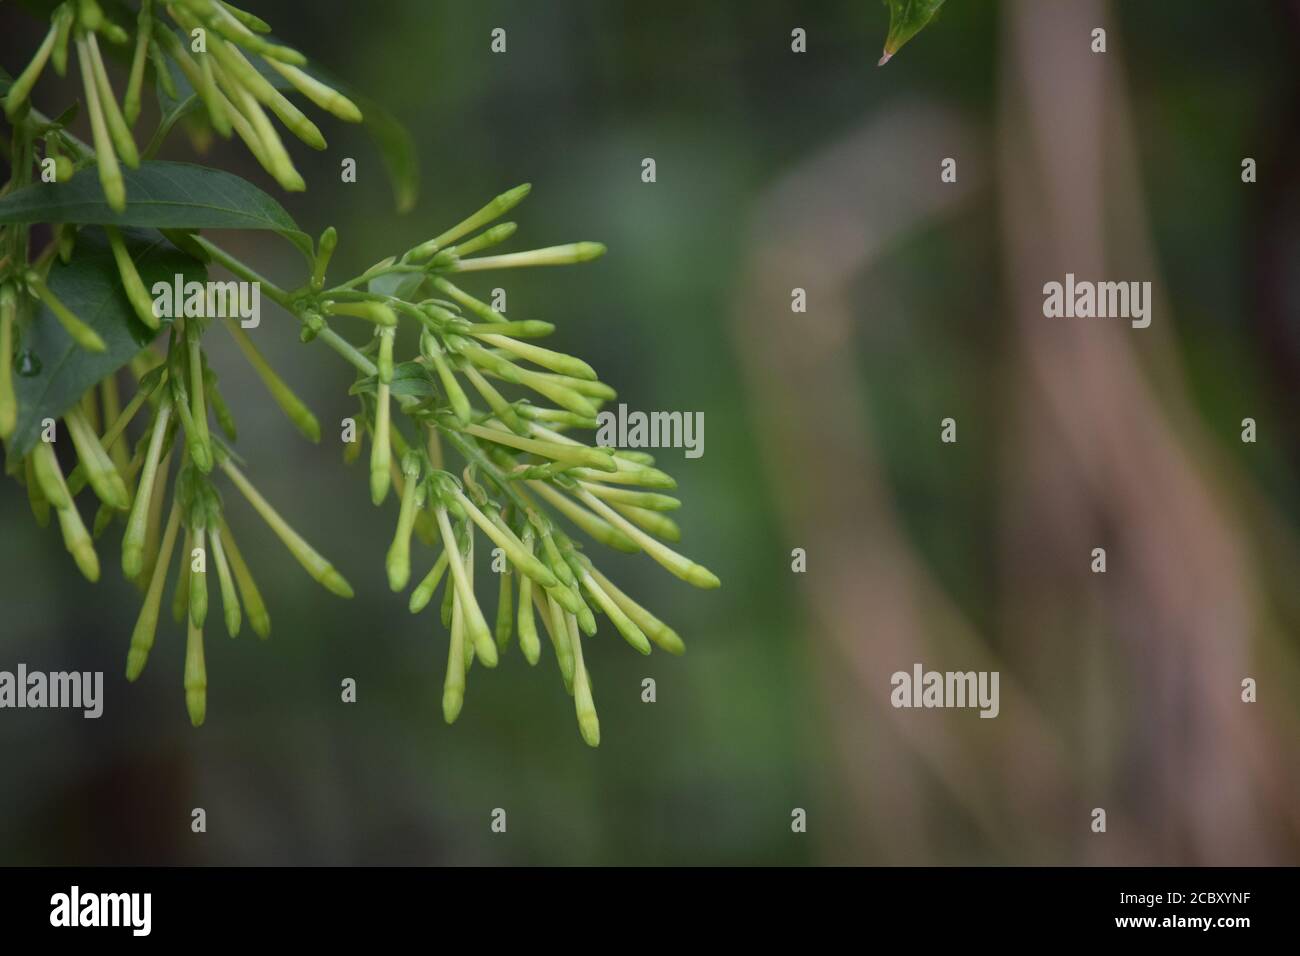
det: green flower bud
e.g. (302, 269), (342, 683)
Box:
(440, 540), (457, 628)
(36, 440), (100, 581)
(106, 226), (160, 330)
(312, 226), (338, 291)
(474, 333), (598, 380)
(579, 481), (680, 512)
(526, 479), (639, 553)
(495, 561), (514, 650)
(219, 458), (354, 598)
(451, 489), (557, 589)
(207, 5), (305, 66)
(226, 324), (320, 442)
(541, 589), (574, 690)
(25, 456), (51, 528)
(531, 517), (574, 586)
(219, 519), (269, 638)
(460, 365), (525, 434)
(451, 242), (606, 272)
(504, 367), (600, 418)
(527, 373), (616, 401)
(219, 1), (272, 33)
(569, 465), (677, 490)
(148, 35), (176, 97)
(30, 442), (71, 510)
(578, 567), (650, 655)
(386, 453), (422, 591)
(99, 375), (130, 476)
(183, 321), (214, 473)
(126, 499), (182, 680)
(370, 384), (391, 505)
(423, 335), (472, 426)
(411, 184), (531, 260)
(153, 24), (233, 140)
(409, 548), (448, 614)
(27, 272), (106, 352)
(566, 612), (600, 747)
(84, 33), (138, 168)
(172, 529), (192, 625)
(462, 532), (477, 676)
(51, 6), (74, 76)
(63, 406), (130, 510)
(76, 0), (104, 33)
(265, 60), (363, 123)
(184, 617), (207, 727)
(464, 423), (616, 472)
(55, 500), (101, 583)
(584, 561), (685, 655)
(442, 586), (466, 724)
(67, 367), (167, 497)
(210, 55), (304, 190)
(327, 300), (397, 327)
(122, 392), (173, 578)
(200, 29), (322, 151)
(544, 579), (584, 618)
(122, 2), (152, 125)
(434, 506), (497, 668)
(377, 326), (395, 384)
(198, 54), (233, 137)
(0, 284), (17, 440)
(447, 222), (517, 260)
(575, 487), (719, 589)
(515, 531), (541, 666)
(209, 526), (241, 638)
(612, 502), (681, 542)
(3, 20), (58, 117)
(203, 364), (238, 441)
(169, 370), (211, 475)
(184, 524), (208, 628)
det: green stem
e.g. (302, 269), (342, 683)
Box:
(190, 236), (292, 307)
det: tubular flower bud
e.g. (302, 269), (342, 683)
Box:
(3, 174), (714, 743)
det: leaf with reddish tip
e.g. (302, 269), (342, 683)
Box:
(879, 0), (946, 65)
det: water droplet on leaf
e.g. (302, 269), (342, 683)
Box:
(17, 350), (42, 377)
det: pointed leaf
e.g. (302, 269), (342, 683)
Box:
(8, 227), (206, 457)
(0, 160), (311, 258)
(879, 0), (946, 65)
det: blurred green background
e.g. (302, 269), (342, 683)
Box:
(2, 0), (1298, 865)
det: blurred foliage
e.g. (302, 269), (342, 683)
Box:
(1, 0), (1297, 864)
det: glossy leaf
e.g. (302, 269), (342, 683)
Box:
(8, 227), (206, 457)
(879, 0), (946, 65)
(0, 160), (311, 258)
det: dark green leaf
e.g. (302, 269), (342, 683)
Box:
(345, 85), (419, 215)
(880, 0), (946, 64)
(0, 160), (311, 258)
(348, 361), (440, 401)
(368, 271), (425, 300)
(8, 227), (207, 457)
